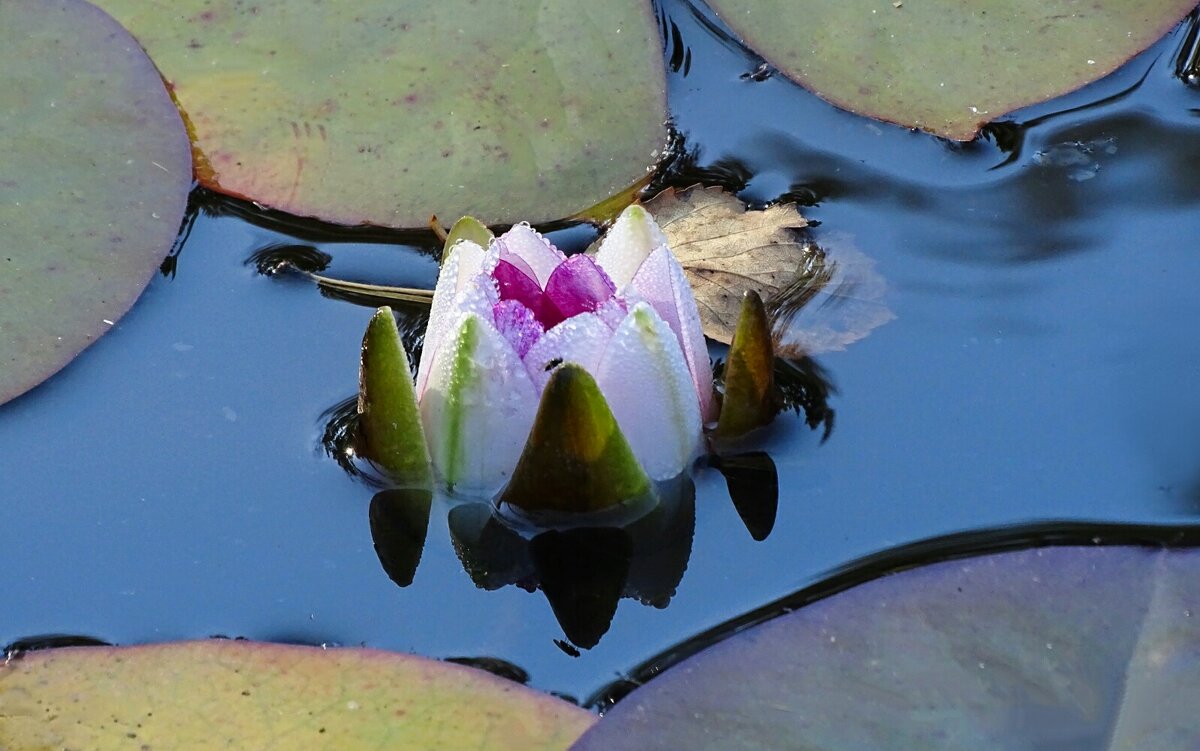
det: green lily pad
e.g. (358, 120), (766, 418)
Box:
(571, 545), (1200, 749)
(0, 640), (594, 750)
(0, 0), (191, 407)
(93, 0), (668, 227)
(706, 0), (1196, 140)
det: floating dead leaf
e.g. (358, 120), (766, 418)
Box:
(641, 186), (892, 354)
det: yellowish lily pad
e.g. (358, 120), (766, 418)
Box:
(93, 0), (668, 227)
(0, 641), (594, 750)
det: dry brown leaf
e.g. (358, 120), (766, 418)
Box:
(645, 185), (810, 345)
(640, 186), (893, 354)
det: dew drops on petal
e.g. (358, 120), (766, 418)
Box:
(492, 299), (543, 358)
(544, 254), (617, 322)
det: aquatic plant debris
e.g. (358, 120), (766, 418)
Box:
(636, 186), (893, 354)
(0, 640), (593, 750)
(705, 0), (1197, 140)
(0, 0), (191, 407)
(570, 545), (1200, 750)
(92, 0), (668, 228)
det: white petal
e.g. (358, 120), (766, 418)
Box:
(594, 297), (628, 330)
(627, 246), (715, 421)
(415, 241), (495, 398)
(494, 223), (566, 287)
(419, 312), (538, 495)
(595, 302), (702, 480)
(521, 312), (612, 392)
(595, 204), (667, 289)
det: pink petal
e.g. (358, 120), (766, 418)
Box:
(627, 246), (715, 421)
(494, 223), (566, 287)
(492, 300), (543, 359)
(594, 204), (667, 289)
(493, 258), (543, 305)
(498, 248), (539, 287)
(416, 240), (495, 399)
(543, 254), (617, 325)
(595, 303), (703, 480)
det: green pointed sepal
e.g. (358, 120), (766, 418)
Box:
(441, 216), (494, 263)
(714, 290), (778, 439)
(500, 364), (651, 514)
(357, 307), (433, 488)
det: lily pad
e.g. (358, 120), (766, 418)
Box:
(0, 640), (593, 750)
(93, 0), (668, 227)
(706, 0), (1196, 140)
(0, 0), (191, 406)
(571, 545), (1200, 750)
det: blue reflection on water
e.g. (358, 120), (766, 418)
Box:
(3, 0), (1200, 700)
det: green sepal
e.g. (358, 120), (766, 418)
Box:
(501, 364), (651, 514)
(441, 216), (494, 262)
(358, 307), (433, 488)
(714, 291), (777, 439)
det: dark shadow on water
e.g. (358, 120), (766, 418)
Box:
(584, 520), (1200, 711)
(709, 452), (778, 542)
(532, 528), (632, 650)
(245, 243), (333, 277)
(444, 481), (697, 650)
(369, 488), (434, 588)
(1174, 8), (1200, 87)
(443, 655), (530, 685)
(191, 187), (441, 247)
(191, 186), (599, 249)
(645, 129), (753, 198)
(159, 192), (203, 279)
(4, 634), (111, 660)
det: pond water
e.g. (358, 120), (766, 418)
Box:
(5, 0), (1200, 708)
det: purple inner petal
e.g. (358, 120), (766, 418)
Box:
(543, 254), (617, 323)
(492, 299), (544, 358)
(498, 249), (540, 286)
(493, 258), (545, 307)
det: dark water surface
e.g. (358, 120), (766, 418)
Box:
(4, 1), (1200, 702)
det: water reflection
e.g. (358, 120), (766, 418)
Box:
(362, 446), (788, 649)
(331, 343), (835, 648)
(1174, 10), (1200, 87)
(365, 474), (712, 650)
(447, 479), (696, 649)
(710, 452), (778, 542)
(369, 489), (434, 588)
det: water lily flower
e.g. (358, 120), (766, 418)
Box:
(414, 205), (714, 495)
